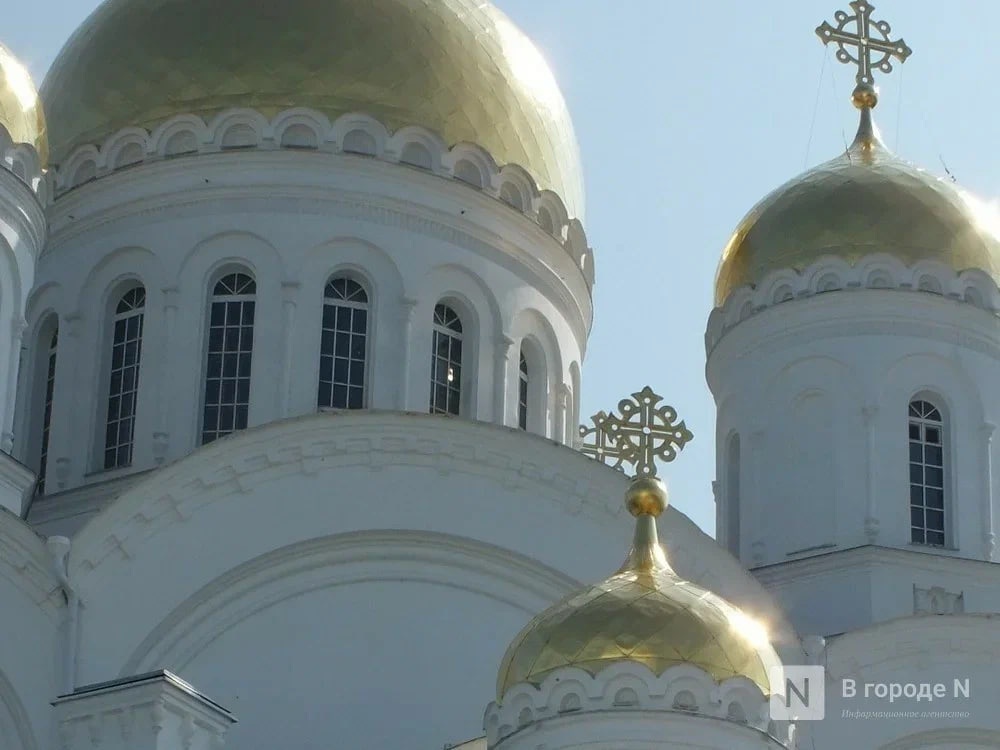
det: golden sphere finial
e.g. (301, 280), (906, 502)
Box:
(625, 477), (668, 518)
(852, 83), (878, 110)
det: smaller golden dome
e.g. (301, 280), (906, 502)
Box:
(715, 110), (1000, 306)
(0, 43), (47, 164)
(496, 478), (776, 699)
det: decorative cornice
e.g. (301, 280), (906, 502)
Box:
(707, 253), (1000, 352)
(47, 108), (592, 283)
(0, 166), (47, 252)
(0, 502), (62, 620)
(45, 172), (593, 341)
(68, 412), (628, 579)
(484, 662), (784, 748)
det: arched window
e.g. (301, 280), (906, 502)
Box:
(318, 277), (368, 410)
(518, 351), (529, 430)
(104, 286), (145, 469)
(202, 272), (256, 445)
(37, 325), (58, 494)
(430, 303), (463, 416)
(909, 400), (946, 546)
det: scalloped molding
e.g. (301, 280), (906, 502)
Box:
(708, 254), (1000, 351)
(46, 108), (593, 284)
(0, 125), (45, 200)
(484, 662), (786, 747)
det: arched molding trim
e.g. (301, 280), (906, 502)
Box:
(121, 529), (581, 676)
(878, 728), (1000, 749)
(708, 253), (1000, 350)
(0, 127), (45, 195)
(47, 109), (591, 283)
(0, 664), (40, 750)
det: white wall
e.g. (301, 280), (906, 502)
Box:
(21, 116), (592, 498)
(62, 414), (794, 750)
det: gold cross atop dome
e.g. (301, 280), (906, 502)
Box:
(816, 1), (911, 108)
(579, 386), (693, 478)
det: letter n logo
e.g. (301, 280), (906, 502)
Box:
(769, 666), (826, 720)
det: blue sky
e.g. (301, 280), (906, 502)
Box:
(5, 1), (1000, 535)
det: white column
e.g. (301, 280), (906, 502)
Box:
(981, 422), (996, 561)
(279, 281), (300, 417)
(51, 312), (83, 489)
(748, 428), (765, 565)
(398, 297), (418, 410)
(862, 404), (880, 544)
(153, 287), (179, 465)
(554, 383), (570, 444)
(1, 317), (26, 452)
(495, 334), (514, 426)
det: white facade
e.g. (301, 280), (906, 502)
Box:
(0, 2), (999, 749)
(707, 254), (1000, 636)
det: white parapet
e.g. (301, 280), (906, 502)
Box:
(52, 670), (235, 750)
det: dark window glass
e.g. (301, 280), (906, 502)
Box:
(518, 351), (529, 430)
(104, 287), (145, 469)
(908, 399), (947, 546)
(429, 304), (463, 416)
(202, 273), (256, 444)
(318, 278), (368, 410)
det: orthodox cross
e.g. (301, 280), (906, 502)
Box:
(579, 386), (693, 478)
(816, 1), (911, 86)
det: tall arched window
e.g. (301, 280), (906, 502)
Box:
(518, 351), (529, 430)
(430, 303), (463, 416)
(37, 325), (58, 494)
(909, 399), (946, 546)
(318, 277), (368, 410)
(104, 286), (145, 469)
(202, 272), (256, 445)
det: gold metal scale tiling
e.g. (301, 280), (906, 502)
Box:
(39, 0), (584, 217)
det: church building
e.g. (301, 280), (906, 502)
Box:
(0, 1), (997, 748)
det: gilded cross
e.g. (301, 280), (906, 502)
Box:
(816, 1), (911, 86)
(579, 386), (693, 478)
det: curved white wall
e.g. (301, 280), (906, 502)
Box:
(18, 111), (593, 495)
(0, 137), (46, 477)
(709, 284), (1000, 567)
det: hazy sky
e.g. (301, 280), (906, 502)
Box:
(5, 1), (1000, 535)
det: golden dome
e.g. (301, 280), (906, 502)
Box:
(496, 478), (776, 699)
(40, 0), (583, 216)
(0, 43), (47, 164)
(715, 111), (1000, 305)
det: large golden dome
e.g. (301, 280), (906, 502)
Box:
(715, 114), (1000, 306)
(496, 478), (776, 699)
(41, 0), (583, 216)
(0, 43), (47, 163)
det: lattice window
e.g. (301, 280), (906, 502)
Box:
(909, 400), (946, 546)
(430, 304), (463, 416)
(37, 326), (58, 495)
(318, 277), (369, 410)
(202, 273), (256, 444)
(104, 287), (145, 469)
(518, 351), (529, 430)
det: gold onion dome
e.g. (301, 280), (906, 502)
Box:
(0, 43), (47, 164)
(40, 0), (584, 217)
(714, 89), (1000, 306)
(496, 477), (777, 700)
